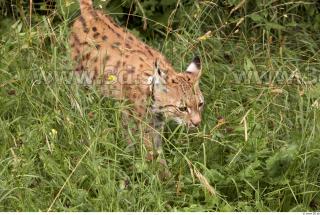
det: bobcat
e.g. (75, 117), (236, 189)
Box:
(70, 0), (204, 159)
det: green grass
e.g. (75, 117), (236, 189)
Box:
(1, 1), (320, 212)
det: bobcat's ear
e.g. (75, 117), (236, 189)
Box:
(186, 56), (201, 75)
(153, 59), (167, 85)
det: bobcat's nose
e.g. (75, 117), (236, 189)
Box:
(191, 115), (201, 127)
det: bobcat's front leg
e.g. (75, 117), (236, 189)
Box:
(152, 113), (164, 156)
(143, 114), (163, 160)
(151, 114), (171, 179)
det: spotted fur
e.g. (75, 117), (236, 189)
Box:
(70, 0), (204, 156)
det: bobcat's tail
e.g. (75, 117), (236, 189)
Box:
(80, 0), (93, 14)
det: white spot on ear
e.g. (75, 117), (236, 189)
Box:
(148, 76), (154, 92)
(187, 62), (200, 73)
(147, 76), (153, 85)
(153, 69), (166, 85)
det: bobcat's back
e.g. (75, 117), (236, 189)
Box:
(70, 0), (204, 126)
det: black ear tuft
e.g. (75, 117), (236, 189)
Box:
(154, 59), (162, 76)
(193, 56), (201, 69)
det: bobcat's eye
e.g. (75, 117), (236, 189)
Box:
(199, 102), (204, 108)
(178, 106), (188, 112)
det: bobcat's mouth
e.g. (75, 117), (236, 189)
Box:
(172, 117), (200, 129)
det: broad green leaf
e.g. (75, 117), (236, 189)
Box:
(265, 22), (285, 30)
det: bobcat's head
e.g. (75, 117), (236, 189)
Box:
(151, 57), (204, 127)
